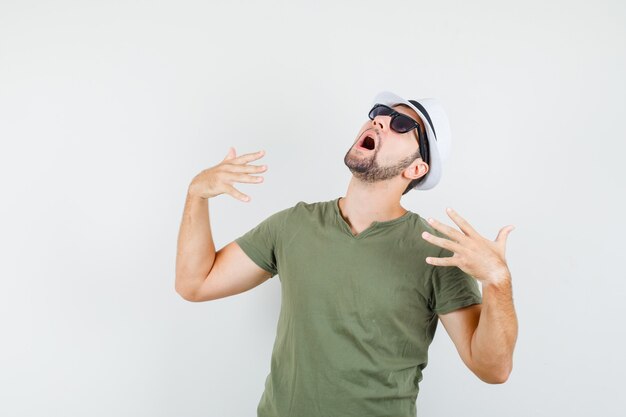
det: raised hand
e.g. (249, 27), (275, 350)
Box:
(421, 207), (515, 285)
(188, 147), (268, 202)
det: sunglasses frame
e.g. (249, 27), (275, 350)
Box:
(368, 103), (429, 166)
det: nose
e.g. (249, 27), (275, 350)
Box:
(371, 115), (389, 131)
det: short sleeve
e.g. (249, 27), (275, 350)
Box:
(234, 207), (291, 278)
(428, 247), (482, 315)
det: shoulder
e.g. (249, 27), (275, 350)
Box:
(409, 211), (450, 240)
(265, 199), (320, 222)
(290, 198), (336, 215)
(402, 210), (431, 234)
(280, 198), (340, 229)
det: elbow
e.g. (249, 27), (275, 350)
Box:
(176, 287), (194, 302)
(471, 356), (513, 384)
(175, 278), (198, 302)
(481, 371), (510, 385)
(177, 289), (196, 302)
(476, 363), (512, 384)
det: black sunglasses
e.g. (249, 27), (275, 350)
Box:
(368, 103), (429, 165)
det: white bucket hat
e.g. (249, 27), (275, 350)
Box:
(371, 91), (452, 191)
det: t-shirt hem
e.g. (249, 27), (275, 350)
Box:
(434, 296), (482, 315)
(234, 238), (278, 277)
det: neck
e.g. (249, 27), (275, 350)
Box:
(338, 178), (408, 230)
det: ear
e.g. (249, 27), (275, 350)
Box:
(404, 159), (429, 181)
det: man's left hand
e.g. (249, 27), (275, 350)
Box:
(421, 207), (515, 285)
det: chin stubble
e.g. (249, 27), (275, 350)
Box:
(343, 145), (421, 184)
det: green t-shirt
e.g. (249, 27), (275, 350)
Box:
(235, 197), (482, 417)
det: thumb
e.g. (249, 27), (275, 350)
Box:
(224, 147), (236, 161)
(496, 225), (515, 248)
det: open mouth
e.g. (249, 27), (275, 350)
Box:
(357, 133), (376, 151)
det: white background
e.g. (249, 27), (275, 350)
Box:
(1, 0), (625, 416)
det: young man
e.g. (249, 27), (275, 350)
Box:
(175, 91), (518, 417)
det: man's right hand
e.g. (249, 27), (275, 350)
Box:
(188, 147), (268, 202)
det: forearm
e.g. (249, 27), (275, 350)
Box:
(175, 190), (216, 297)
(470, 274), (518, 382)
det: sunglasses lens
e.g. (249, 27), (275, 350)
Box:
(369, 104), (418, 133)
(391, 115), (415, 133)
(369, 105), (393, 119)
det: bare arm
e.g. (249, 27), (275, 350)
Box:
(439, 273), (517, 384)
(470, 274), (518, 382)
(174, 147), (268, 300)
(175, 191), (216, 298)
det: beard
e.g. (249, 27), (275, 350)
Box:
(343, 145), (422, 184)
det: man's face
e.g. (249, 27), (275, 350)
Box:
(343, 103), (426, 183)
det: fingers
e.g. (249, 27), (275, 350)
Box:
(422, 231), (462, 253)
(225, 171), (265, 184)
(225, 163), (268, 174)
(203, 148), (268, 202)
(230, 149), (266, 164)
(425, 255), (455, 266)
(222, 168), (266, 202)
(426, 217), (466, 243)
(225, 184), (252, 202)
(223, 151), (268, 202)
(445, 208), (478, 237)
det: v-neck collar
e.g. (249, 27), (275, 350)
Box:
(332, 197), (412, 239)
